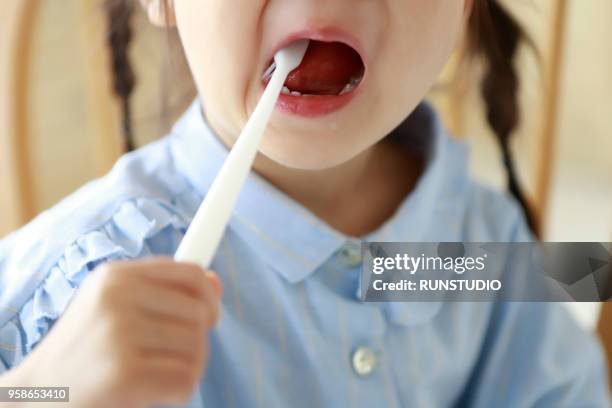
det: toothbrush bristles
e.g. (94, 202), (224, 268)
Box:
(262, 61), (277, 81)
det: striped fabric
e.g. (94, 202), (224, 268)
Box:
(0, 100), (608, 407)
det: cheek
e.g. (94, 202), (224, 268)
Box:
(174, 0), (265, 133)
(378, 1), (465, 106)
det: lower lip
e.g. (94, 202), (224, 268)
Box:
(268, 88), (361, 117)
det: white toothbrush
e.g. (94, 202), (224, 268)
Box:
(174, 40), (310, 268)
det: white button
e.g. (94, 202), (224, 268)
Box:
(338, 242), (363, 267)
(351, 346), (377, 376)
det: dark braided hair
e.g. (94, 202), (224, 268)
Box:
(105, 0), (136, 152)
(468, 0), (537, 233)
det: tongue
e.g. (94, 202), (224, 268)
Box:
(284, 41), (364, 95)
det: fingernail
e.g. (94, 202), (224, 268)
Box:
(205, 271), (223, 298)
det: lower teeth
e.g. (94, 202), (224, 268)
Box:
(280, 76), (362, 96)
(281, 87), (309, 96)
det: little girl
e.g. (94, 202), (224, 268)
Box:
(0, 0), (609, 407)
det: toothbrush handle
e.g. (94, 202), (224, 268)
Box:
(174, 64), (289, 268)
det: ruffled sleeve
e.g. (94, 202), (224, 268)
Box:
(0, 196), (192, 366)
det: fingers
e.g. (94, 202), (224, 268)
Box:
(129, 258), (208, 295)
(139, 352), (205, 406)
(46, 258), (222, 408)
(120, 348), (206, 407)
(131, 258), (222, 326)
(93, 258), (223, 352)
(131, 278), (213, 325)
(108, 257), (221, 303)
(132, 313), (207, 364)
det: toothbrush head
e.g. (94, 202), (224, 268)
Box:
(274, 39), (310, 73)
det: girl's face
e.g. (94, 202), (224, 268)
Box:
(171, 0), (471, 170)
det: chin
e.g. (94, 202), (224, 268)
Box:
(259, 149), (343, 171)
(259, 132), (365, 171)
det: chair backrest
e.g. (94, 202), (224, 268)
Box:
(0, 0), (35, 234)
(0, 0), (127, 236)
(0, 0), (195, 238)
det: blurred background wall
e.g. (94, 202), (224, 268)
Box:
(0, 1), (610, 325)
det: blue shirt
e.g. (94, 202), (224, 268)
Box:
(0, 100), (609, 407)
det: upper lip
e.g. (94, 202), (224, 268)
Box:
(262, 26), (368, 76)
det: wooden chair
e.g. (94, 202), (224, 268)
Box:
(0, 0), (124, 237)
(0, 0), (36, 235)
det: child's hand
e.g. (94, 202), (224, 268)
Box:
(11, 258), (222, 408)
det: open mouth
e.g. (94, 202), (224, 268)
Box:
(262, 40), (366, 97)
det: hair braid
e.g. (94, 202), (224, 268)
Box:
(105, 0), (136, 152)
(468, 0), (537, 233)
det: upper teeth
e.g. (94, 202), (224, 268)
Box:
(339, 82), (356, 95)
(339, 77), (362, 95)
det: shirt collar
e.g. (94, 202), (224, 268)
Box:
(362, 100), (470, 244)
(170, 98), (469, 285)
